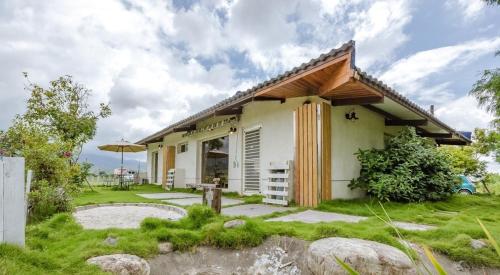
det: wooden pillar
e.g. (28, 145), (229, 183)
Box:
(321, 102), (332, 200)
(294, 102), (331, 207)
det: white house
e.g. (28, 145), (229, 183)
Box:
(137, 41), (469, 207)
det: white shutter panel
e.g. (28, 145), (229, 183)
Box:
(244, 128), (261, 192)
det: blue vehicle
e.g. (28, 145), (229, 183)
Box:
(456, 175), (476, 195)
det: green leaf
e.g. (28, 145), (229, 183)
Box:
(334, 256), (360, 275)
(477, 218), (500, 257)
(423, 245), (447, 275)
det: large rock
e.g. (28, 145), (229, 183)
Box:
(307, 237), (416, 275)
(87, 254), (150, 275)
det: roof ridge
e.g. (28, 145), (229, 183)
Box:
(137, 40), (355, 144)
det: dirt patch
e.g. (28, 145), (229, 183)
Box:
(148, 236), (311, 275)
(149, 236), (500, 275)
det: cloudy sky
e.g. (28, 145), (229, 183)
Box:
(0, 0), (499, 170)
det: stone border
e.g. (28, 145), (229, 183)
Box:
(74, 203), (187, 217)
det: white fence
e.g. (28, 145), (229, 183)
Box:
(0, 157), (26, 246)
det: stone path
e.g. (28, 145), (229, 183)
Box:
(162, 197), (244, 207)
(391, 221), (437, 231)
(222, 204), (294, 217)
(137, 192), (201, 199)
(266, 210), (437, 231)
(267, 209), (368, 223)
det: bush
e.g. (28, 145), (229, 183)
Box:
(203, 220), (266, 249)
(185, 204), (216, 229)
(349, 127), (458, 202)
(28, 180), (72, 222)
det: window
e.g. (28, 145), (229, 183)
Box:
(177, 142), (188, 153)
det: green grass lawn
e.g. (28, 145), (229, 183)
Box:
(74, 184), (264, 206)
(2, 185), (500, 274)
(73, 184), (167, 206)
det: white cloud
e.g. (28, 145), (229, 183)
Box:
(379, 37), (500, 101)
(435, 95), (499, 173)
(351, 0), (412, 69)
(446, 0), (486, 20)
(435, 95), (493, 131)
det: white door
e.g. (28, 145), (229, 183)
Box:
(243, 127), (261, 193)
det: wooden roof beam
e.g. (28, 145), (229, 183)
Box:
(254, 96), (286, 103)
(436, 139), (467, 145)
(385, 119), (428, 126)
(417, 132), (452, 138)
(331, 96), (383, 106)
(255, 52), (352, 97)
(214, 107), (243, 116)
(318, 60), (353, 96)
(173, 125), (196, 132)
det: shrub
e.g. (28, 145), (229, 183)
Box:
(203, 220), (266, 249)
(185, 204), (216, 229)
(28, 180), (72, 222)
(349, 127), (458, 202)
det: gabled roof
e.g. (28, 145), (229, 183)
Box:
(137, 41), (470, 145)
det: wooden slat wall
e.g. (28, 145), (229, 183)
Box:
(294, 102), (332, 206)
(321, 102), (332, 200)
(162, 146), (176, 188)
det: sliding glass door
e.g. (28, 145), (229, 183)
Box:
(201, 136), (229, 188)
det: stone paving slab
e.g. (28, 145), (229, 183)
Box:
(392, 221), (437, 231)
(266, 210), (368, 224)
(137, 193), (201, 199)
(162, 197), (244, 207)
(221, 204), (294, 217)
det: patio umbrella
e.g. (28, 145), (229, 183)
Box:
(98, 139), (146, 188)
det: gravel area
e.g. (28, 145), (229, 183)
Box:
(74, 203), (185, 229)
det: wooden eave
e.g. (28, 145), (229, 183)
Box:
(254, 50), (384, 104)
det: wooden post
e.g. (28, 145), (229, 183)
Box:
(294, 102), (331, 207)
(202, 187), (221, 214)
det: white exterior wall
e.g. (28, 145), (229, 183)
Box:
(144, 96), (388, 199)
(330, 105), (385, 199)
(146, 142), (163, 184)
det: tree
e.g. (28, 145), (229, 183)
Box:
(483, 0), (500, 5)
(470, 65), (500, 130)
(438, 146), (486, 177)
(0, 74), (111, 221)
(349, 127), (457, 202)
(473, 128), (500, 162)
(22, 73), (111, 163)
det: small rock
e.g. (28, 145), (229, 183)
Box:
(455, 260), (471, 271)
(104, 236), (118, 246)
(158, 242), (173, 254)
(87, 254), (150, 275)
(223, 219), (246, 229)
(307, 237), (416, 275)
(470, 239), (487, 249)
